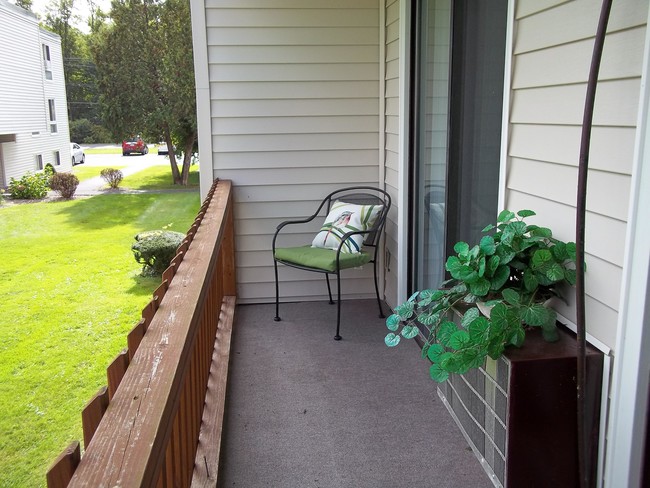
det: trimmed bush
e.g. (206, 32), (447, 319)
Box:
(49, 172), (80, 199)
(100, 168), (124, 189)
(132, 230), (186, 275)
(8, 172), (49, 199)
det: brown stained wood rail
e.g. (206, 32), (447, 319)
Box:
(49, 179), (236, 487)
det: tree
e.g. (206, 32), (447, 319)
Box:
(92, 0), (197, 185)
(14, 0), (33, 11)
(42, 0), (102, 127)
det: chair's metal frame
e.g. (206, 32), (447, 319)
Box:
(272, 186), (392, 340)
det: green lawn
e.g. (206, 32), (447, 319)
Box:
(0, 192), (200, 487)
(121, 164), (200, 190)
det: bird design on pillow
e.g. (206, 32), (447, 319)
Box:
(323, 210), (353, 245)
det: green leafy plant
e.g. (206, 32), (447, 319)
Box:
(385, 210), (577, 382)
(132, 230), (186, 276)
(8, 172), (49, 199)
(49, 173), (80, 199)
(100, 168), (124, 189)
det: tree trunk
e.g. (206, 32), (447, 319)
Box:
(163, 126), (182, 184)
(180, 131), (196, 186)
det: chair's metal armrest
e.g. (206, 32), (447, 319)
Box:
(272, 202), (328, 252)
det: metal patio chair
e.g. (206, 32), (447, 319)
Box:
(272, 186), (392, 340)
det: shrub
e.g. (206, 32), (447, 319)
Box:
(8, 172), (49, 199)
(49, 173), (80, 199)
(132, 230), (186, 275)
(100, 168), (124, 189)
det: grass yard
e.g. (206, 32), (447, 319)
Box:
(121, 164), (200, 190)
(0, 192), (200, 487)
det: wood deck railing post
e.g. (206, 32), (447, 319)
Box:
(52, 179), (236, 488)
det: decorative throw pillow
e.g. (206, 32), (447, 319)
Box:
(311, 200), (383, 253)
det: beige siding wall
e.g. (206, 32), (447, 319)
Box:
(383, 0), (400, 307)
(203, 0), (380, 303)
(507, 0), (648, 349)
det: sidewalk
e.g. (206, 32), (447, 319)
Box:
(75, 157), (165, 196)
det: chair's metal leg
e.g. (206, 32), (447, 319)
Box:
(274, 259), (281, 322)
(373, 258), (385, 318)
(325, 273), (334, 305)
(334, 270), (342, 340)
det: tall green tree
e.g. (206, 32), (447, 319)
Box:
(92, 0), (197, 185)
(42, 0), (102, 125)
(14, 0), (33, 11)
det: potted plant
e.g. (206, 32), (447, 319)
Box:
(385, 209), (577, 382)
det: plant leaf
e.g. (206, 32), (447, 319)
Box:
(542, 327), (559, 342)
(497, 210), (515, 223)
(429, 363), (449, 382)
(408, 291), (420, 302)
(523, 268), (539, 292)
(509, 326), (526, 347)
(545, 262), (566, 282)
(531, 249), (553, 271)
(384, 333), (401, 347)
(564, 268), (577, 285)
(418, 311), (440, 327)
(522, 303), (552, 326)
(395, 300), (415, 320)
(453, 265), (479, 283)
(566, 242), (577, 261)
(454, 241), (470, 256)
(449, 330), (470, 350)
(502, 288), (521, 306)
(478, 256), (486, 277)
(461, 307), (480, 328)
(482, 223), (495, 233)
(551, 241), (568, 261)
(469, 277), (491, 297)
(438, 321), (458, 347)
(517, 209), (536, 218)
(386, 314), (401, 331)
(479, 235), (496, 255)
(490, 264), (511, 290)
(468, 317), (490, 340)
(530, 226), (552, 238)
(427, 343), (445, 362)
(401, 325), (419, 339)
(487, 255), (500, 276)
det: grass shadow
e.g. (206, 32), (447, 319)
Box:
(55, 193), (162, 229)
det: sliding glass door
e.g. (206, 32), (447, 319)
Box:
(411, 0), (508, 291)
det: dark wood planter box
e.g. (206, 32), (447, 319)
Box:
(438, 326), (604, 487)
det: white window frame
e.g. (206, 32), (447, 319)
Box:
(54, 150), (61, 166)
(48, 99), (57, 133)
(36, 154), (44, 171)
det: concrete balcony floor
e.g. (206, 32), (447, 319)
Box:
(218, 299), (492, 488)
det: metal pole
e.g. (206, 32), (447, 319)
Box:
(576, 1), (613, 487)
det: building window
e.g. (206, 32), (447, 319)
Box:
(54, 151), (61, 166)
(42, 44), (52, 78)
(48, 99), (57, 133)
(36, 154), (44, 171)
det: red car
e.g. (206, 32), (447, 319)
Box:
(122, 136), (149, 156)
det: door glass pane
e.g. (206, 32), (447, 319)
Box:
(413, 0), (507, 291)
(414, 0), (451, 291)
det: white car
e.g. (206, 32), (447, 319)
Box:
(71, 142), (85, 165)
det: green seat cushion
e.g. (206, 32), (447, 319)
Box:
(275, 246), (371, 272)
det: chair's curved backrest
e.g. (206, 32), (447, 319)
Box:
(323, 186), (392, 248)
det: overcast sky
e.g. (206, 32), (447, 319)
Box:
(28, 0), (113, 33)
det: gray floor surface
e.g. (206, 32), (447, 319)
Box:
(217, 300), (493, 488)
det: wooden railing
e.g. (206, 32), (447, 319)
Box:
(47, 179), (236, 487)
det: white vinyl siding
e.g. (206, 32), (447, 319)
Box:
(383, 0), (400, 308)
(0, 2), (72, 182)
(200, 0), (380, 303)
(507, 0), (648, 350)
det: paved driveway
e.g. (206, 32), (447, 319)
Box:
(76, 145), (173, 195)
